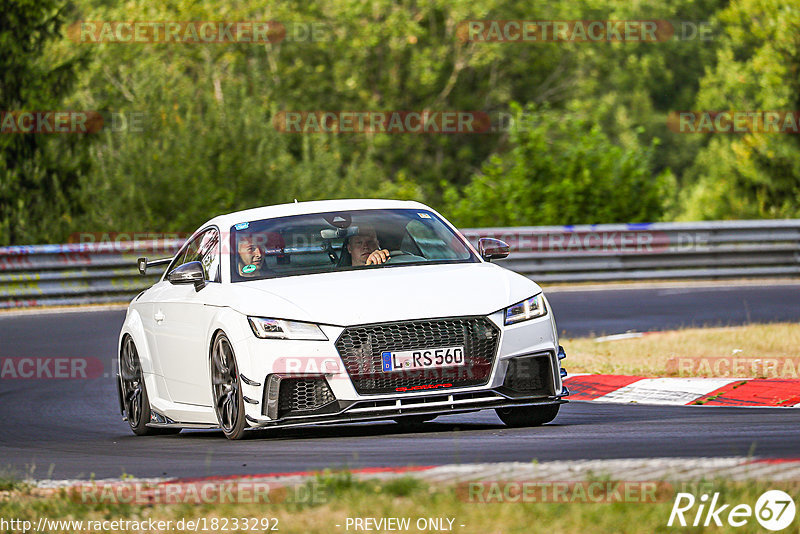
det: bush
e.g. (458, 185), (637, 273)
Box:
(442, 104), (672, 227)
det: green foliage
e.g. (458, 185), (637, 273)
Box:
(0, 0), (90, 244)
(0, 477), (22, 491)
(379, 476), (426, 497)
(442, 104), (673, 226)
(1, 0), (796, 244)
(0, 467), (27, 491)
(680, 0), (800, 219)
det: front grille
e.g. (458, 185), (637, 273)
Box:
(335, 317), (500, 395)
(278, 378), (336, 414)
(502, 354), (555, 397)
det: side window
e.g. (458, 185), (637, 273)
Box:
(405, 220), (462, 260)
(185, 229), (221, 282)
(165, 244), (190, 277)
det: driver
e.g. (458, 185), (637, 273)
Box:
(236, 234), (265, 277)
(348, 226), (390, 266)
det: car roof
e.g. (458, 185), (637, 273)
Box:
(200, 199), (433, 232)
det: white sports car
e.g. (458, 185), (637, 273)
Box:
(117, 199), (569, 439)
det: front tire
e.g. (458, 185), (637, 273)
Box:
(119, 336), (180, 436)
(211, 332), (247, 440)
(495, 404), (560, 428)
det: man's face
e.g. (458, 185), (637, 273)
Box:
(348, 228), (380, 266)
(237, 237), (263, 274)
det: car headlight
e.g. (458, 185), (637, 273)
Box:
(247, 317), (328, 340)
(504, 294), (547, 325)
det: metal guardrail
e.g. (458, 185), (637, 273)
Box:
(463, 219), (800, 282)
(0, 220), (798, 308)
(0, 240), (182, 309)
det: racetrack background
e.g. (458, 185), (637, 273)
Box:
(2, 283), (800, 480)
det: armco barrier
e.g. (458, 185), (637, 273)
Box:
(463, 219), (800, 283)
(0, 220), (798, 308)
(0, 240), (182, 309)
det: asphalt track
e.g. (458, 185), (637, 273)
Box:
(1, 283), (799, 480)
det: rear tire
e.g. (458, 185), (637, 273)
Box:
(119, 336), (181, 436)
(211, 332), (247, 440)
(393, 414), (437, 425)
(495, 404), (560, 428)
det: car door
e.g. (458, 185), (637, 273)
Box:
(140, 245), (189, 381)
(150, 228), (223, 407)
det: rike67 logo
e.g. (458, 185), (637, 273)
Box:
(668, 490), (796, 531)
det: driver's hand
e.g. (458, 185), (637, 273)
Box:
(365, 249), (390, 265)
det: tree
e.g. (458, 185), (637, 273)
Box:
(442, 104), (672, 227)
(680, 0), (800, 219)
(0, 0), (90, 244)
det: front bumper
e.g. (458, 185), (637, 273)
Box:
(245, 388), (566, 428)
(234, 306), (567, 429)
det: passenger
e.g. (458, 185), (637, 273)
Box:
(236, 234), (265, 277)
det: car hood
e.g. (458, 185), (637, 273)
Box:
(227, 262), (541, 326)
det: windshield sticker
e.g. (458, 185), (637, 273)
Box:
(242, 264), (256, 274)
(418, 212), (431, 219)
(235, 222), (250, 230)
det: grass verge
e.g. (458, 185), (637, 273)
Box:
(1, 472), (799, 533)
(563, 322), (800, 377)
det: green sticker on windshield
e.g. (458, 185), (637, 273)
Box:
(242, 264), (256, 274)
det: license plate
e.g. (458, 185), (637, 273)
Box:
(381, 346), (464, 372)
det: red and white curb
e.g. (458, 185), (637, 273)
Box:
(33, 458), (800, 490)
(564, 374), (800, 407)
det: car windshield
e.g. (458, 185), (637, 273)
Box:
(230, 208), (477, 281)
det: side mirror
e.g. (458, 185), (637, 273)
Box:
(167, 261), (206, 291)
(477, 238), (510, 262)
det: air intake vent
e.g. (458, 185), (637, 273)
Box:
(502, 354), (556, 397)
(263, 375), (336, 419)
(279, 378), (335, 414)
